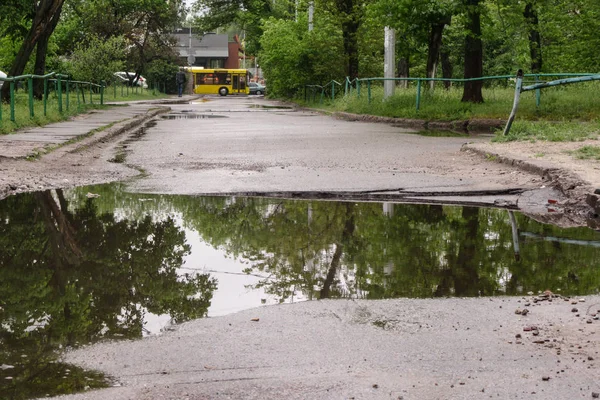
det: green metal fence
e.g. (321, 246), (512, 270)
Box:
(0, 72), (105, 123)
(305, 73), (599, 111)
(503, 70), (600, 135)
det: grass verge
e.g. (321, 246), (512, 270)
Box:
(301, 81), (600, 142)
(0, 89), (169, 135)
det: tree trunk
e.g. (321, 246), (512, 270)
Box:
(426, 22), (446, 90)
(397, 57), (409, 89)
(319, 204), (355, 299)
(441, 49), (453, 89)
(336, 0), (360, 79)
(33, 6), (63, 99)
(461, 0), (484, 103)
(1, 0), (65, 102)
(523, 2), (542, 73)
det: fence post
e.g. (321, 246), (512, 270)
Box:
(331, 81), (335, 101)
(0, 86), (2, 121)
(28, 77), (34, 117)
(357, 80), (361, 98)
(57, 75), (63, 113)
(535, 74), (541, 107)
(76, 82), (80, 108)
(43, 78), (48, 116)
(345, 78), (349, 96)
(503, 69), (524, 136)
(66, 79), (70, 111)
(415, 79), (422, 111)
(10, 81), (15, 122)
(367, 80), (371, 104)
(90, 83), (93, 104)
(320, 87), (324, 104)
(101, 81), (105, 105)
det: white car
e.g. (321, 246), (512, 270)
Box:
(114, 72), (148, 88)
(0, 70), (6, 88)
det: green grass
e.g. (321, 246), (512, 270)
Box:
(302, 80), (600, 142)
(569, 145), (600, 160)
(0, 87), (170, 135)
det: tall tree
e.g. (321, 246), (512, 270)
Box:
(0, 0), (65, 101)
(523, 1), (542, 73)
(461, 0), (483, 103)
(334, 0), (361, 79)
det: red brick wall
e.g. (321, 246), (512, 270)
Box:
(225, 42), (240, 69)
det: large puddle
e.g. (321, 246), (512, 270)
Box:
(2, 183), (600, 398)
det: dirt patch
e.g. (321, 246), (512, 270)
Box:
(464, 140), (600, 227)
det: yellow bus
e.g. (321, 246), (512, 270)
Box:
(187, 68), (250, 96)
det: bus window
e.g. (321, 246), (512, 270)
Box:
(216, 72), (228, 84)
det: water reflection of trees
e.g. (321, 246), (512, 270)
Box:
(0, 190), (216, 399)
(177, 197), (600, 302)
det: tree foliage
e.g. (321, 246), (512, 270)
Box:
(259, 15), (345, 97)
(65, 36), (126, 83)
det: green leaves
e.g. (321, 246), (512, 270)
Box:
(259, 15), (345, 96)
(66, 36), (126, 83)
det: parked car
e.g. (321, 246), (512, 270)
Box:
(0, 70), (6, 88)
(248, 81), (266, 95)
(114, 72), (148, 88)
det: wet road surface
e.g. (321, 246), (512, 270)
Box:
(122, 96), (556, 212)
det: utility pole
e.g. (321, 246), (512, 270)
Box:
(384, 27), (396, 99)
(308, 2), (314, 31)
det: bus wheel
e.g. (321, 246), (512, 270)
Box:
(218, 87), (228, 96)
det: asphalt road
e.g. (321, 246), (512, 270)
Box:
(123, 96), (556, 212)
(59, 296), (600, 400)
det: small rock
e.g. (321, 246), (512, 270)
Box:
(587, 319), (593, 324)
(521, 309), (529, 316)
(542, 376), (550, 381)
(572, 308), (579, 313)
(532, 330), (540, 336)
(515, 309), (522, 315)
(515, 334), (522, 339)
(250, 318), (259, 322)
(592, 392), (599, 399)
(372, 384), (379, 389)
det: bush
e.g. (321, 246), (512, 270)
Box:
(67, 36), (126, 84)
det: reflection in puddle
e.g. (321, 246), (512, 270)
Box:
(161, 113), (227, 119)
(2, 184), (600, 398)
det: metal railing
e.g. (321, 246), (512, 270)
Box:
(503, 70), (600, 135)
(0, 72), (105, 123)
(305, 73), (600, 111)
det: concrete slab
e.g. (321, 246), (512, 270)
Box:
(0, 98), (196, 158)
